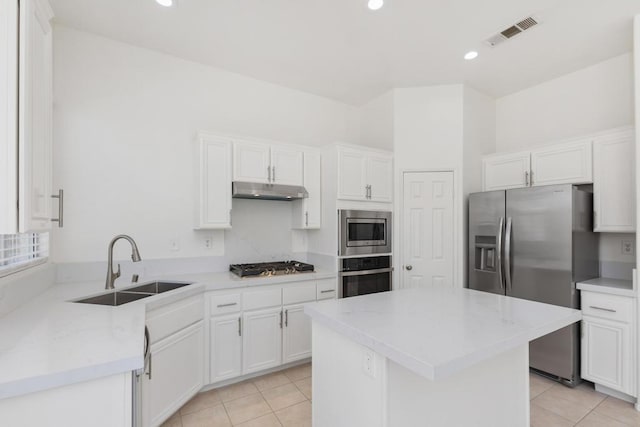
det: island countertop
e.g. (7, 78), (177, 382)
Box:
(304, 285), (582, 381)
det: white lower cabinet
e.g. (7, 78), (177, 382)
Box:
(141, 320), (204, 427)
(282, 304), (312, 363)
(580, 290), (636, 396)
(242, 307), (283, 374)
(142, 321), (204, 427)
(210, 314), (243, 383)
(582, 316), (631, 393)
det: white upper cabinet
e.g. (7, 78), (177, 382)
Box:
(233, 140), (271, 183)
(337, 146), (393, 202)
(0, 0), (19, 233)
(367, 155), (393, 202)
(271, 145), (304, 186)
(483, 138), (592, 192)
(530, 139), (592, 187)
(0, 0), (55, 234)
(195, 134), (232, 229)
(338, 148), (368, 201)
(482, 152), (530, 191)
(593, 127), (635, 232)
(293, 150), (321, 229)
(233, 140), (304, 186)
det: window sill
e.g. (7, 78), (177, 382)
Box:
(0, 258), (49, 279)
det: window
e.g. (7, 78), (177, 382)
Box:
(0, 233), (49, 277)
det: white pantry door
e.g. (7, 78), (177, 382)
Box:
(402, 171), (454, 288)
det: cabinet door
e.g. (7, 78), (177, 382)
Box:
(0, 0), (19, 233)
(195, 135), (232, 229)
(482, 152), (530, 191)
(233, 140), (270, 183)
(18, 0), (54, 232)
(271, 145), (304, 186)
(593, 128), (635, 232)
(142, 321), (204, 427)
(530, 139), (592, 187)
(367, 154), (393, 202)
(210, 314), (242, 383)
(581, 317), (631, 394)
(293, 151), (321, 229)
(282, 304), (312, 364)
(242, 307), (282, 374)
(337, 148), (368, 200)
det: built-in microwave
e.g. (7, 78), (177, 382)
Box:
(338, 209), (392, 256)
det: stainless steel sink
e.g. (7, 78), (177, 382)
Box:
(75, 291), (152, 306)
(124, 281), (192, 294)
(73, 281), (193, 306)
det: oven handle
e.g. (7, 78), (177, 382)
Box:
(339, 267), (393, 277)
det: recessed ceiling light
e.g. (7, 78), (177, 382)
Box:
(368, 0), (384, 10)
(464, 51), (478, 60)
(156, 0), (173, 7)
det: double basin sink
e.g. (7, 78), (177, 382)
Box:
(74, 281), (193, 306)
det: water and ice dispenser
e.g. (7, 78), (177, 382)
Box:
(474, 236), (497, 272)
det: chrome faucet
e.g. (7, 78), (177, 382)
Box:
(105, 235), (142, 290)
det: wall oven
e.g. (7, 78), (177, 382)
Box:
(339, 256), (392, 298)
(338, 209), (392, 256)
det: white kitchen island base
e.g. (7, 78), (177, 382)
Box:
(312, 322), (530, 427)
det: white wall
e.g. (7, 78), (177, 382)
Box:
(359, 91), (394, 150)
(496, 53), (634, 151)
(51, 26), (365, 263)
(393, 85), (465, 287)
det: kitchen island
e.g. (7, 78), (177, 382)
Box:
(304, 285), (582, 427)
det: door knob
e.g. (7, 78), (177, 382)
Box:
(405, 265), (413, 271)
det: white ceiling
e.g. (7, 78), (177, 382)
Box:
(49, 0), (640, 106)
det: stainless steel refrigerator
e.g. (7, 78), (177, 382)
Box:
(468, 184), (599, 386)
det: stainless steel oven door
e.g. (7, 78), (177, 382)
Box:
(339, 210), (392, 256)
(338, 268), (392, 298)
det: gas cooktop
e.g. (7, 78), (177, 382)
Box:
(229, 261), (315, 278)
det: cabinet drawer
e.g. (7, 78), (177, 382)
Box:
(582, 292), (633, 323)
(243, 287), (282, 311)
(283, 282), (317, 305)
(147, 295), (204, 344)
(210, 292), (242, 315)
(317, 278), (337, 300)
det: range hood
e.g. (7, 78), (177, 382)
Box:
(232, 182), (308, 201)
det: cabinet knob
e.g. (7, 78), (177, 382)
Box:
(405, 265), (413, 271)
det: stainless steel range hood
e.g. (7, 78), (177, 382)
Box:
(232, 182), (308, 201)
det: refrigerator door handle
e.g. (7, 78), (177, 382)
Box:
(504, 217), (513, 291)
(497, 217), (505, 290)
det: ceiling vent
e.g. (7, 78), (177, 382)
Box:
(485, 16), (540, 47)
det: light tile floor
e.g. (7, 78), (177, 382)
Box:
(163, 364), (639, 427)
(162, 363), (312, 427)
(529, 373), (640, 427)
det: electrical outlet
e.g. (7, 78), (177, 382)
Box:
(363, 348), (376, 378)
(169, 238), (180, 252)
(622, 240), (634, 255)
(204, 235), (214, 249)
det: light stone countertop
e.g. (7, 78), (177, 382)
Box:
(577, 277), (636, 298)
(0, 269), (335, 400)
(304, 285), (582, 381)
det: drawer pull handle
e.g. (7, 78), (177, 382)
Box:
(320, 289), (335, 294)
(589, 306), (617, 313)
(217, 302), (238, 308)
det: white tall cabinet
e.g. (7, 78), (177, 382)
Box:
(0, 0), (54, 233)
